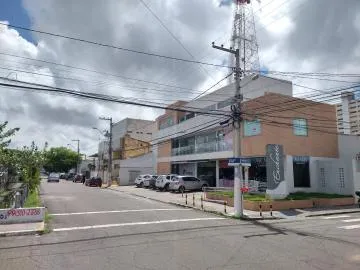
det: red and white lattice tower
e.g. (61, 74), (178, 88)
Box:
(229, 0), (260, 82)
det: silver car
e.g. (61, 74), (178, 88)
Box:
(47, 172), (60, 183)
(169, 175), (208, 193)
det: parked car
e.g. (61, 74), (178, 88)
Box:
(155, 174), (178, 191)
(67, 173), (75, 181)
(47, 172), (60, 183)
(143, 175), (158, 188)
(73, 174), (83, 183)
(169, 175), (208, 193)
(85, 176), (102, 187)
(134, 174), (152, 187)
(149, 175), (158, 189)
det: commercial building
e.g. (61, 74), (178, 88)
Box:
(153, 75), (359, 197)
(97, 118), (156, 184)
(336, 91), (360, 135)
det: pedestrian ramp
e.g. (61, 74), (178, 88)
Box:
(321, 214), (360, 230)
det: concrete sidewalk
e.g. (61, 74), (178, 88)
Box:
(108, 186), (360, 220)
(108, 186), (277, 219)
(0, 221), (44, 236)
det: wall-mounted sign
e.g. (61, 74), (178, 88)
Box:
(228, 157), (251, 167)
(266, 144), (285, 190)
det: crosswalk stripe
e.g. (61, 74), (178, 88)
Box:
(342, 218), (360, 223)
(53, 217), (225, 232)
(322, 215), (350, 219)
(338, 224), (360, 230)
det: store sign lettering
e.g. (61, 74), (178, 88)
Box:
(266, 144), (284, 190)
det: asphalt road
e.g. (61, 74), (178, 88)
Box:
(1, 180), (360, 270)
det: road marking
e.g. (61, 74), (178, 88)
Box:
(338, 224), (360, 230)
(53, 217), (225, 232)
(51, 208), (191, 216)
(342, 218), (360, 223)
(322, 215), (350, 219)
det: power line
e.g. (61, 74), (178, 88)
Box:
(0, 80), (231, 117)
(0, 51), (195, 91)
(0, 22), (231, 69)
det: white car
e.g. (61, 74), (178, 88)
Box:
(155, 174), (178, 191)
(135, 174), (152, 187)
(169, 175), (209, 193)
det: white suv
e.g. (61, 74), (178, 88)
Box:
(155, 174), (178, 191)
(134, 174), (151, 187)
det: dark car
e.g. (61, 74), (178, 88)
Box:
(73, 174), (83, 183)
(85, 177), (102, 187)
(67, 173), (75, 181)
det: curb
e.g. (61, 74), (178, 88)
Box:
(0, 222), (45, 237)
(306, 209), (360, 217)
(107, 187), (279, 220)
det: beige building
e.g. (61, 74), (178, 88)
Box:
(152, 76), (356, 195)
(336, 92), (360, 135)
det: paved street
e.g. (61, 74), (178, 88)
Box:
(1, 180), (360, 270)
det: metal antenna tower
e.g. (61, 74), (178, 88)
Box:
(229, 0), (260, 82)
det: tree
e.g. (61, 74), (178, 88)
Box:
(43, 147), (80, 173)
(0, 121), (19, 148)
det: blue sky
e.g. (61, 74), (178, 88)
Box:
(0, 0), (34, 43)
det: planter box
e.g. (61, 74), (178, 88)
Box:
(313, 197), (354, 207)
(205, 192), (354, 211)
(244, 200), (314, 211)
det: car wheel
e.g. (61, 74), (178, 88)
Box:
(201, 184), (208, 191)
(179, 186), (185, 193)
(140, 182), (144, 188)
(164, 183), (170, 192)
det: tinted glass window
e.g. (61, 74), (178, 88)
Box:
(183, 177), (193, 182)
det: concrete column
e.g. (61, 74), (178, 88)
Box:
(216, 160), (220, 187)
(341, 92), (353, 134)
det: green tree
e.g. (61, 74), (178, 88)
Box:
(44, 147), (80, 173)
(0, 121), (19, 148)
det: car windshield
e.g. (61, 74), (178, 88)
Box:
(49, 173), (59, 177)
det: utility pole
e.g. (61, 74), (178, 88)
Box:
(72, 139), (80, 174)
(212, 42), (243, 217)
(99, 117), (113, 186)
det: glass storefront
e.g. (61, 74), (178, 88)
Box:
(197, 161), (216, 187)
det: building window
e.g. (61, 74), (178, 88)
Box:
(159, 116), (174, 130)
(320, 168), (326, 188)
(338, 168), (345, 188)
(293, 156), (310, 187)
(179, 112), (196, 123)
(244, 119), (261, 136)
(293, 118), (308, 136)
(217, 98), (233, 109)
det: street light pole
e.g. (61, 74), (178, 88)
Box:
(212, 43), (243, 217)
(99, 117), (113, 187)
(72, 139), (80, 174)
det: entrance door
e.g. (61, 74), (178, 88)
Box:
(197, 161), (216, 187)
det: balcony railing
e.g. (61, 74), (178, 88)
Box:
(171, 141), (232, 156)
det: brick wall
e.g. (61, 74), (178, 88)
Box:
(157, 140), (171, 158)
(241, 93), (339, 157)
(157, 162), (171, 174)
